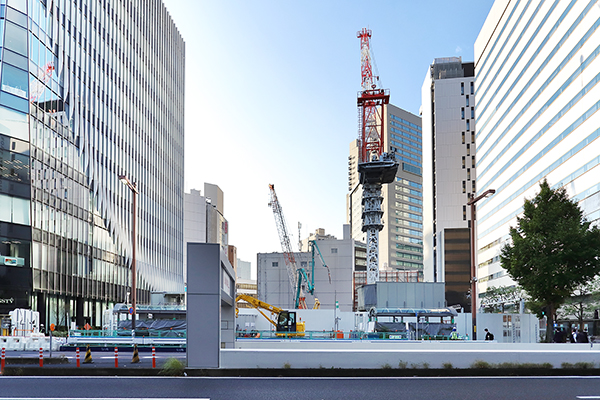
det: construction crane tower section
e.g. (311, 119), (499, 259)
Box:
(268, 184), (303, 308)
(356, 28), (398, 285)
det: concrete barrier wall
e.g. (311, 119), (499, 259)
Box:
(0, 336), (65, 351)
(221, 340), (600, 369)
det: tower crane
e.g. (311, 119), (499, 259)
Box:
(356, 28), (398, 284)
(268, 184), (304, 308)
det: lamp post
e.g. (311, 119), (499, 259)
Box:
(119, 175), (138, 332)
(467, 188), (495, 340)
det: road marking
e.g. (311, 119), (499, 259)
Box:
(0, 398), (209, 400)
(577, 397), (600, 399)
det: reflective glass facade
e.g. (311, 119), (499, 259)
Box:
(0, 0), (185, 328)
(347, 104), (423, 276)
(475, 1), (600, 300)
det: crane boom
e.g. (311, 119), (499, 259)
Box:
(268, 184), (302, 306)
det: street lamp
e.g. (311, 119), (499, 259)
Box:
(119, 175), (138, 332)
(467, 188), (495, 340)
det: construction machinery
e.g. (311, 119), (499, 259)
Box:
(268, 184), (308, 308)
(295, 240), (331, 309)
(356, 28), (398, 284)
(235, 294), (305, 337)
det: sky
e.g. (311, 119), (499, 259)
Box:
(161, 0), (495, 277)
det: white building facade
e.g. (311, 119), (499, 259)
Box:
(421, 57), (476, 310)
(474, 1), (600, 299)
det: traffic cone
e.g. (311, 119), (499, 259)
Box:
(131, 344), (140, 363)
(83, 345), (93, 363)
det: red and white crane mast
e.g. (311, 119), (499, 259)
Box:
(356, 29), (398, 285)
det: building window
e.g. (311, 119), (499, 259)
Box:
(472, 156), (475, 168)
(461, 108), (465, 119)
(462, 132), (465, 144)
(467, 169), (471, 180)
(466, 96), (469, 107)
(466, 120), (470, 131)
(272, 262), (278, 267)
(300, 261), (307, 267)
(463, 205), (467, 220)
(470, 82), (474, 95)
(461, 82), (464, 95)
(462, 156), (465, 168)
(472, 181), (476, 193)
(331, 248), (338, 254)
(466, 144), (470, 156)
(462, 181), (466, 193)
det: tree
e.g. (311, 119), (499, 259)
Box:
(480, 286), (522, 313)
(500, 179), (600, 342)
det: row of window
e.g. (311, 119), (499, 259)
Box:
(390, 119), (421, 137)
(460, 81), (474, 96)
(390, 113), (421, 131)
(462, 155), (476, 169)
(394, 193), (422, 205)
(461, 107), (475, 120)
(395, 185), (422, 197)
(402, 163), (421, 176)
(395, 218), (422, 229)
(390, 129), (421, 147)
(395, 252), (423, 261)
(395, 235), (423, 245)
(395, 201), (421, 213)
(478, 47), (600, 187)
(476, 1), (591, 147)
(395, 243), (422, 253)
(396, 177), (422, 189)
(394, 209), (422, 221)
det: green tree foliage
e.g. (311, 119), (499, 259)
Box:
(500, 179), (600, 342)
(480, 286), (522, 313)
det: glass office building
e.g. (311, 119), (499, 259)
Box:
(475, 1), (600, 300)
(0, 0), (185, 328)
(347, 104), (423, 277)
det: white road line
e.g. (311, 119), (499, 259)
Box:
(576, 397), (600, 399)
(0, 398), (209, 400)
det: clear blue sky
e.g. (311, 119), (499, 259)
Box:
(162, 0), (495, 275)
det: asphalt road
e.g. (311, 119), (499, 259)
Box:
(1, 376), (600, 400)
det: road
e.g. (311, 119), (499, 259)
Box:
(1, 376), (600, 399)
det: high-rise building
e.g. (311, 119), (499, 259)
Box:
(421, 57), (476, 310)
(474, 1), (600, 300)
(0, 0), (185, 327)
(347, 104), (423, 277)
(184, 184), (228, 286)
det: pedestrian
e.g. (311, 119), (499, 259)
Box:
(450, 327), (459, 340)
(570, 328), (577, 343)
(484, 328), (494, 341)
(577, 328), (589, 343)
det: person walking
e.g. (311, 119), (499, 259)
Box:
(484, 328), (494, 341)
